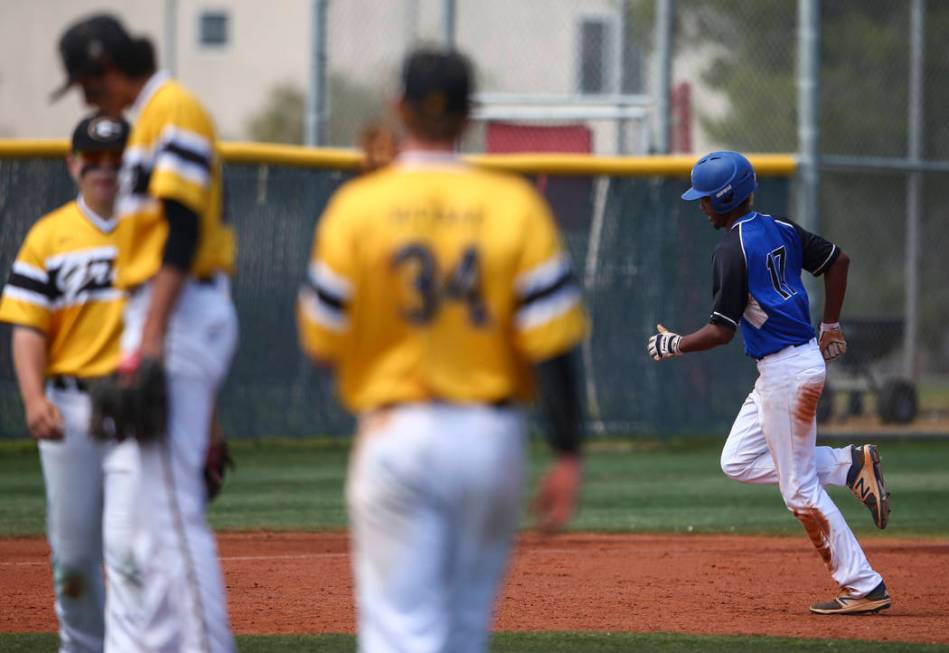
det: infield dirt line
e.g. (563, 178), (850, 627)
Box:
(0, 547), (596, 567)
(2, 532), (948, 644)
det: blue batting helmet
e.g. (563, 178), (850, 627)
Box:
(681, 151), (758, 213)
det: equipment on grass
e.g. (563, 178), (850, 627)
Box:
(817, 318), (918, 424)
(681, 151), (758, 213)
(90, 357), (167, 441)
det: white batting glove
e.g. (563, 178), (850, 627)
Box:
(819, 322), (847, 361)
(648, 324), (682, 361)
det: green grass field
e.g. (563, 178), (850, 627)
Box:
(3, 631), (949, 653)
(2, 437), (948, 652)
(2, 437), (948, 538)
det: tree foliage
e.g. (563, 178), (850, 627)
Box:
(244, 76), (386, 146)
(245, 83), (305, 144)
(672, 0), (949, 157)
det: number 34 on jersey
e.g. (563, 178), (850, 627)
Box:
(296, 166), (587, 411)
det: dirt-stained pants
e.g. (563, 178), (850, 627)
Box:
(720, 339), (882, 596)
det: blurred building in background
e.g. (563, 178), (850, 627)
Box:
(0, 1), (649, 149)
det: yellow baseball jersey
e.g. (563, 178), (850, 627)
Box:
(0, 199), (124, 378)
(115, 72), (234, 288)
(297, 156), (587, 411)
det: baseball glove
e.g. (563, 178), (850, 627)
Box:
(204, 440), (234, 502)
(819, 323), (847, 361)
(90, 356), (168, 441)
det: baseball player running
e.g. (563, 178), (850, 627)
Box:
(54, 14), (238, 651)
(0, 113), (130, 653)
(298, 49), (586, 653)
(648, 151), (891, 615)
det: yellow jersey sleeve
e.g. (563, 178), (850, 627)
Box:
(512, 189), (586, 361)
(297, 190), (358, 363)
(148, 105), (215, 216)
(0, 223), (52, 332)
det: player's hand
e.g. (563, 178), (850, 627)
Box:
(648, 324), (682, 361)
(819, 322), (847, 361)
(24, 396), (64, 440)
(532, 454), (582, 533)
(204, 439), (234, 503)
(117, 350), (141, 377)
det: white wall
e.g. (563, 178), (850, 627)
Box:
(0, 0), (656, 151)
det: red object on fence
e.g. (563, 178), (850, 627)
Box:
(670, 82), (693, 153)
(485, 122), (592, 154)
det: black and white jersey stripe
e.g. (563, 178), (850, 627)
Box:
(117, 126), (213, 218)
(3, 262), (52, 308)
(774, 217), (840, 277)
(514, 254), (582, 330)
(153, 126), (213, 187)
(3, 248), (119, 310)
(299, 261), (352, 332)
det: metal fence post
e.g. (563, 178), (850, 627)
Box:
(904, 0), (926, 380)
(305, 0), (329, 147)
(654, 0), (674, 154)
(615, 0), (630, 154)
(405, 0), (419, 50)
(164, 0), (177, 76)
(797, 0), (820, 236)
(443, 0), (456, 48)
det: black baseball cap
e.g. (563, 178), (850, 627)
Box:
(71, 113), (129, 153)
(401, 49), (474, 116)
(52, 14), (134, 101)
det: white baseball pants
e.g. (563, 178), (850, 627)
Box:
(347, 403), (526, 653)
(106, 276), (238, 653)
(720, 340), (882, 596)
(39, 386), (119, 653)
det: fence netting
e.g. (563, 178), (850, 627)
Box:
(0, 156), (795, 438)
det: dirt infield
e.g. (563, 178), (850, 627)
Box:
(2, 532), (948, 644)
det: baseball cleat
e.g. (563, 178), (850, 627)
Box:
(810, 581), (892, 615)
(846, 445), (890, 529)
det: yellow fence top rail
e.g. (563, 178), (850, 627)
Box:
(0, 139), (796, 176)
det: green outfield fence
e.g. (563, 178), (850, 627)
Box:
(0, 142), (795, 438)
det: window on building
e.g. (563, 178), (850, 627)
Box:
(199, 11), (229, 47)
(578, 18), (611, 95)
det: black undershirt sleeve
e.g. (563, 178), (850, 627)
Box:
(162, 199), (200, 272)
(709, 237), (747, 330)
(784, 218), (841, 276)
(533, 347), (583, 455)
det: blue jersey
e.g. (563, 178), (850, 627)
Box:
(708, 212), (840, 359)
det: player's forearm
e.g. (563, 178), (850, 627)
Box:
(140, 266), (187, 358)
(534, 348), (583, 456)
(12, 327), (48, 404)
(821, 251), (849, 323)
(678, 323), (735, 353)
(140, 199), (200, 358)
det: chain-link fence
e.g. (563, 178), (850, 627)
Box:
(321, 0), (949, 430)
(1, 0), (947, 435)
(0, 153), (792, 439)
(664, 0), (949, 430)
